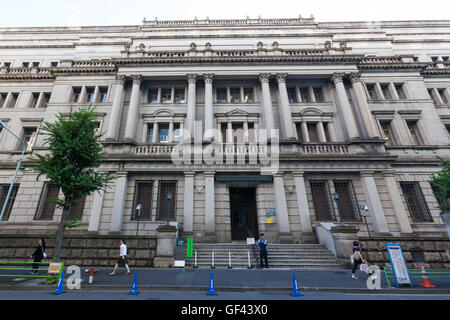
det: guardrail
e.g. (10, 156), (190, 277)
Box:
(384, 267), (450, 287)
(0, 260), (64, 280)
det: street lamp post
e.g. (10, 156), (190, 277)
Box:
(359, 204), (371, 237)
(0, 120), (26, 223)
(136, 204), (142, 236)
(332, 192), (345, 226)
(166, 192), (172, 226)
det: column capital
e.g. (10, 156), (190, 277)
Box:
(273, 172), (285, 178)
(204, 171), (215, 177)
(349, 72), (361, 84)
(331, 72), (345, 84)
(203, 73), (214, 83)
(187, 73), (197, 84)
(360, 170), (375, 177)
(131, 74), (142, 85)
(116, 74), (127, 85)
(381, 170), (396, 177)
(184, 171), (196, 177)
(259, 73), (271, 84)
(292, 171), (305, 177)
(276, 73), (287, 84)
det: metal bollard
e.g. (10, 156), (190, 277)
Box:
(247, 250), (252, 269)
(228, 251), (232, 269)
(211, 250), (215, 269)
(194, 249), (198, 268)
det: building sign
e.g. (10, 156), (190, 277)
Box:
(48, 263), (63, 274)
(266, 218), (274, 224)
(386, 244), (412, 288)
(246, 237), (255, 245)
(266, 210), (276, 216)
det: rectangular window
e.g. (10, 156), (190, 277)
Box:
(323, 122), (331, 142)
(0, 184), (19, 221)
(446, 124), (450, 137)
(148, 127), (154, 143)
(406, 120), (423, 145)
(307, 123), (319, 143)
(216, 88), (227, 103)
(160, 88), (172, 104)
(173, 123), (181, 143)
(230, 87), (241, 103)
(148, 89), (158, 104)
(365, 84), (377, 100)
(99, 87), (108, 103)
(295, 123), (303, 142)
(6, 93), (19, 108)
(22, 127), (38, 151)
(42, 93), (51, 108)
(313, 87), (325, 102)
(0, 93), (7, 108)
(243, 87), (254, 103)
(287, 87), (297, 103)
(299, 88), (310, 103)
(157, 181), (177, 221)
(69, 195), (86, 219)
(159, 123), (169, 143)
(400, 182), (433, 222)
(438, 89), (448, 104)
(431, 56), (439, 62)
(380, 84), (392, 99)
(86, 87), (95, 103)
(35, 183), (59, 220)
(232, 122), (244, 144)
(333, 181), (360, 222)
(395, 84), (407, 100)
(133, 181), (153, 220)
(221, 123), (227, 142)
(379, 120), (396, 146)
(72, 87), (82, 103)
(174, 88), (185, 103)
(310, 181), (335, 221)
(30, 93), (40, 108)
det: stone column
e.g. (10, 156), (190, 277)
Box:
(105, 75), (126, 141)
(88, 189), (105, 233)
(388, 82), (399, 100)
(360, 171), (390, 235)
(93, 86), (100, 103)
(293, 172), (315, 243)
(124, 75), (142, 142)
(332, 73), (360, 140)
(168, 120), (174, 143)
(273, 173), (293, 243)
(259, 73), (276, 134)
(109, 174), (127, 234)
(204, 172), (216, 241)
(374, 83), (385, 100)
(227, 121), (233, 143)
(153, 224), (177, 268)
(204, 74), (214, 141)
(317, 121), (327, 142)
(431, 88), (443, 105)
(383, 171), (413, 234)
(327, 122), (338, 142)
(183, 172), (195, 235)
(301, 122), (310, 143)
(185, 73), (197, 141)
(349, 73), (380, 139)
(276, 73), (296, 140)
(78, 86), (87, 103)
(152, 122), (159, 143)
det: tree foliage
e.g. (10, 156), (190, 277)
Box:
(429, 157), (450, 213)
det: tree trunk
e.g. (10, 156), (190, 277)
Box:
(54, 205), (71, 262)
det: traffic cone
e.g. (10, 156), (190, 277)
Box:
(207, 272), (217, 296)
(129, 272), (140, 295)
(291, 273), (303, 297)
(53, 271), (65, 295)
(419, 266), (436, 288)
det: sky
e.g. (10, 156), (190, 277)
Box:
(1, 0), (450, 27)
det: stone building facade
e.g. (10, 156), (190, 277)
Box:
(0, 17), (449, 245)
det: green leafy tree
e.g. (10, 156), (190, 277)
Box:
(429, 157), (450, 213)
(32, 106), (113, 261)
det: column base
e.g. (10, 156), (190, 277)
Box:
(278, 232), (294, 244)
(301, 232), (317, 244)
(197, 232), (217, 243)
(153, 256), (175, 268)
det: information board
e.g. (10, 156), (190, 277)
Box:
(47, 262), (63, 274)
(386, 244), (412, 288)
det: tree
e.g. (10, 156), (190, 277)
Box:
(429, 157), (450, 213)
(32, 106), (113, 261)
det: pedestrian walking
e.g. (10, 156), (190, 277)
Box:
(109, 239), (130, 276)
(257, 233), (269, 268)
(351, 241), (367, 279)
(29, 238), (46, 275)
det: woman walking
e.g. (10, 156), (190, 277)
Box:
(109, 239), (130, 276)
(29, 238), (46, 275)
(351, 241), (367, 279)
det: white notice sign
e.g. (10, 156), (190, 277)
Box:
(246, 238), (255, 245)
(386, 244), (412, 287)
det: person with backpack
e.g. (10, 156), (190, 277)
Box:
(109, 239), (130, 276)
(351, 241), (367, 279)
(257, 233), (269, 268)
(29, 238), (46, 275)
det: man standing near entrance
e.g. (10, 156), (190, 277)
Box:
(257, 233), (269, 268)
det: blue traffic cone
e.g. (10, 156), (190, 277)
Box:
(207, 272), (217, 296)
(291, 273), (303, 297)
(129, 272), (140, 295)
(53, 271), (65, 295)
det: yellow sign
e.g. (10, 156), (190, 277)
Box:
(266, 218), (273, 224)
(48, 263), (63, 274)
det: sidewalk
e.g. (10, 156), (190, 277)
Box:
(2, 267), (450, 294)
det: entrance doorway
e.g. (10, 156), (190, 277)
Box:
(230, 187), (259, 241)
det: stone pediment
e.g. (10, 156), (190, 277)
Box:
(226, 109), (249, 116)
(151, 109), (175, 117)
(300, 108), (323, 116)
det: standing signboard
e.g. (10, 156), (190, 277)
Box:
(385, 244), (413, 288)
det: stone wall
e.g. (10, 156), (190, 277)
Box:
(358, 236), (450, 269)
(0, 234), (157, 267)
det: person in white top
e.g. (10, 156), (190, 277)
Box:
(109, 239), (131, 276)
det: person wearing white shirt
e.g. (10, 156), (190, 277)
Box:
(109, 239), (131, 276)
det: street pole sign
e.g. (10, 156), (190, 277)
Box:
(386, 244), (413, 288)
(186, 237), (193, 258)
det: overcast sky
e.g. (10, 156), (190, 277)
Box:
(2, 0), (450, 27)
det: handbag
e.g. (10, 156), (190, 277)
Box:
(41, 245), (47, 259)
(360, 262), (369, 273)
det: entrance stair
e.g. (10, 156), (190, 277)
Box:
(185, 243), (344, 269)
